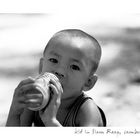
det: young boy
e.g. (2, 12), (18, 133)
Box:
(6, 29), (106, 127)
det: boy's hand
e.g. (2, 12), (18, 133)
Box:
(39, 78), (63, 126)
(9, 77), (34, 115)
(9, 77), (43, 115)
(6, 77), (44, 126)
(6, 77), (35, 126)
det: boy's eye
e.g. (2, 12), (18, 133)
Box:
(49, 58), (58, 63)
(70, 65), (80, 71)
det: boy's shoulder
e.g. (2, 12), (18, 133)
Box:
(76, 94), (106, 126)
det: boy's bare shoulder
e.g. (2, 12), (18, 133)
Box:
(76, 98), (103, 126)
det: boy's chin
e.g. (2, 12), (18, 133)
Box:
(61, 92), (80, 100)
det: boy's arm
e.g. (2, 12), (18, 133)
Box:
(75, 99), (103, 126)
(6, 102), (22, 126)
(42, 118), (62, 126)
(6, 112), (20, 126)
(6, 77), (36, 126)
(39, 80), (63, 127)
(20, 109), (35, 126)
(6, 95), (24, 126)
(6, 108), (34, 126)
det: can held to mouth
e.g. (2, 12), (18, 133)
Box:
(27, 72), (62, 111)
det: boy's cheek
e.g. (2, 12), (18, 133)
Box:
(71, 75), (84, 85)
(66, 79), (83, 91)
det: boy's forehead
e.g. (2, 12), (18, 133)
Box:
(60, 36), (99, 58)
(47, 35), (101, 63)
(51, 35), (94, 51)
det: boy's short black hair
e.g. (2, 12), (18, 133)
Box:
(43, 29), (101, 73)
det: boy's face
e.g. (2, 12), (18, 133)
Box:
(40, 36), (96, 99)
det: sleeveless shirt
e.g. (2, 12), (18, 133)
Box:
(34, 93), (106, 126)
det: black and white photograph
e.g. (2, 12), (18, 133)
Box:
(0, 0), (140, 139)
(1, 13), (140, 127)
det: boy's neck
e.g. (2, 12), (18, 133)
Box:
(59, 93), (82, 110)
(57, 93), (83, 125)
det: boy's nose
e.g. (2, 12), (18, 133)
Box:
(54, 71), (65, 79)
(53, 64), (66, 79)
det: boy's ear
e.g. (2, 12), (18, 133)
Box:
(39, 58), (44, 74)
(83, 74), (98, 91)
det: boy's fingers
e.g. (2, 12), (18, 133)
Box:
(14, 78), (35, 96)
(26, 103), (41, 109)
(18, 95), (42, 109)
(18, 96), (26, 102)
(17, 77), (35, 89)
(39, 84), (61, 115)
(25, 93), (43, 100)
(18, 84), (38, 95)
(14, 84), (43, 101)
(49, 78), (63, 94)
(19, 90), (43, 104)
(25, 98), (42, 104)
(49, 84), (61, 105)
(50, 84), (59, 97)
(25, 94), (43, 104)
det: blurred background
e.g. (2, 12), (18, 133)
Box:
(0, 13), (140, 126)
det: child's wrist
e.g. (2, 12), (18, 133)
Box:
(6, 113), (20, 126)
(8, 111), (20, 119)
(44, 118), (62, 127)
